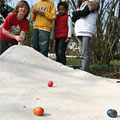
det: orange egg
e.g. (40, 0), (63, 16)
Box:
(33, 107), (44, 116)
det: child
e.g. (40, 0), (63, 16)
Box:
(31, 0), (56, 57)
(0, 0), (30, 55)
(72, 0), (99, 72)
(51, 2), (72, 65)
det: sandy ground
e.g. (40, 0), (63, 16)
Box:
(0, 45), (120, 120)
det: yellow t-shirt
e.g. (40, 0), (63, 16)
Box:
(31, 0), (56, 32)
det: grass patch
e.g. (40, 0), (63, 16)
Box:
(50, 56), (120, 79)
(66, 57), (81, 66)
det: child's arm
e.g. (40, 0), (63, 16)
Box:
(72, 0), (99, 23)
(73, 0), (99, 18)
(50, 21), (55, 48)
(31, 4), (38, 21)
(72, 4), (90, 18)
(50, 21), (55, 40)
(18, 31), (26, 45)
(2, 28), (23, 42)
(65, 16), (72, 43)
(72, 3), (90, 23)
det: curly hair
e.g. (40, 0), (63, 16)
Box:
(57, 1), (69, 11)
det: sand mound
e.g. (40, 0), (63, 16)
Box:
(0, 45), (120, 120)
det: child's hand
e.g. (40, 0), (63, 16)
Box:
(65, 37), (70, 43)
(33, 10), (38, 15)
(38, 11), (44, 16)
(15, 35), (24, 45)
(15, 36), (23, 42)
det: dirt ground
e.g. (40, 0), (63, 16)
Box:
(72, 66), (120, 80)
(90, 67), (120, 80)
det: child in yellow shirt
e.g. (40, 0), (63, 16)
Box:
(31, 0), (56, 57)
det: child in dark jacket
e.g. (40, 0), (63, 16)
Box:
(51, 2), (72, 65)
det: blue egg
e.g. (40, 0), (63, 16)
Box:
(107, 109), (117, 118)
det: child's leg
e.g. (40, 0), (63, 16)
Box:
(79, 36), (91, 72)
(32, 29), (39, 52)
(78, 36), (91, 72)
(55, 38), (59, 62)
(82, 36), (91, 72)
(0, 39), (9, 55)
(38, 30), (50, 57)
(9, 41), (18, 46)
(78, 36), (83, 54)
(55, 37), (67, 65)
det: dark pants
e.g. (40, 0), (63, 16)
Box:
(55, 37), (68, 65)
(32, 29), (50, 57)
(0, 39), (18, 55)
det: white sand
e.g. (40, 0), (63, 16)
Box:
(0, 45), (120, 120)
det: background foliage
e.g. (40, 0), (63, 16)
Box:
(0, 0), (13, 25)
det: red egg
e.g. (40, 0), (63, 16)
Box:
(48, 81), (53, 87)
